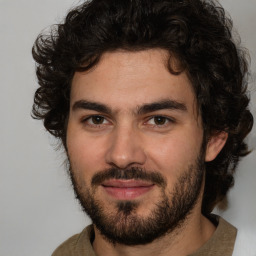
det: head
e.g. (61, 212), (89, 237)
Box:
(32, 0), (253, 245)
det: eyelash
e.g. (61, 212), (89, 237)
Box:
(81, 115), (175, 128)
(146, 116), (175, 127)
(82, 115), (111, 127)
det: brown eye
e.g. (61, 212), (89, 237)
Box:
(82, 115), (111, 129)
(91, 116), (105, 124)
(153, 116), (167, 125)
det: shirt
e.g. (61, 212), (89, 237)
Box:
(52, 216), (237, 256)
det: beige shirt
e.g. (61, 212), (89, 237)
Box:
(52, 217), (237, 256)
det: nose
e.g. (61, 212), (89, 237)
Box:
(105, 125), (147, 169)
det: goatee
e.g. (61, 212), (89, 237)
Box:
(68, 154), (205, 245)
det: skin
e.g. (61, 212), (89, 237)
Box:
(67, 49), (227, 256)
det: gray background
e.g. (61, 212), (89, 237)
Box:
(0, 0), (255, 255)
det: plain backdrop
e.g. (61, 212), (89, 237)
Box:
(0, 0), (255, 255)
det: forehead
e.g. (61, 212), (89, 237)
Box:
(71, 49), (197, 114)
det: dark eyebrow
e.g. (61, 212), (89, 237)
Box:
(72, 100), (112, 115)
(137, 99), (187, 115)
(72, 99), (187, 116)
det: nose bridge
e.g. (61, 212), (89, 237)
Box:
(105, 122), (146, 169)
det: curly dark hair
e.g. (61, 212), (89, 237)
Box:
(32, 0), (253, 214)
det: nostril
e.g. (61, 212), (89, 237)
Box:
(105, 146), (147, 169)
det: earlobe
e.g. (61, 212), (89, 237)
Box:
(205, 131), (228, 162)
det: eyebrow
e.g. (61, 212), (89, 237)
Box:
(137, 99), (187, 115)
(72, 99), (187, 115)
(72, 100), (112, 115)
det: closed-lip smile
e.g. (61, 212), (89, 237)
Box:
(101, 179), (155, 200)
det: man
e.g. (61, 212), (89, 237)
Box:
(32, 0), (253, 255)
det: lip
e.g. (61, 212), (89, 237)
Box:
(101, 179), (154, 200)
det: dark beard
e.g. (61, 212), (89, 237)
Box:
(68, 154), (205, 246)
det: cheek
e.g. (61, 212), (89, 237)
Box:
(146, 133), (202, 174)
(67, 130), (107, 179)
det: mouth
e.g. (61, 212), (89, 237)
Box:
(101, 179), (155, 200)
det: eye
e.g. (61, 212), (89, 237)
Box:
(153, 116), (168, 125)
(89, 116), (106, 124)
(83, 115), (110, 126)
(147, 116), (173, 126)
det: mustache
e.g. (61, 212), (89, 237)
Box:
(91, 167), (167, 188)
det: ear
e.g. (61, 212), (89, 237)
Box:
(205, 131), (228, 162)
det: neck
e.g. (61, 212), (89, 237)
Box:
(92, 207), (216, 256)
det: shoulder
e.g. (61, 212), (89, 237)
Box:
(51, 225), (95, 256)
(52, 233), (81, 256)
(190, 215), (237, 256)
(208, 215), (237, 248)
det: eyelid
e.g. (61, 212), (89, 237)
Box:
(80, 114), (176, 128)
(81, 114), (112, 126)
(145, 115), (176, 126)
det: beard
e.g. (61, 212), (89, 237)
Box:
(68, 151), (205, 246)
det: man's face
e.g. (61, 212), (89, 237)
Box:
(67, 49), (207, 245)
